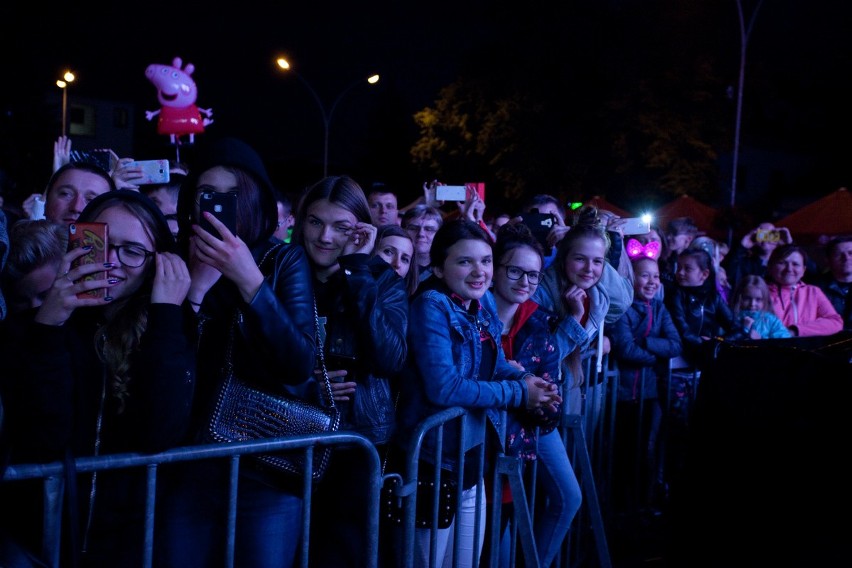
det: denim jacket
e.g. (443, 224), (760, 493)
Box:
(396, 283), (530, 473)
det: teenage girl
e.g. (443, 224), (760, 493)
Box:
(533, 206), (634, 434)
(730, 275), (791, 339)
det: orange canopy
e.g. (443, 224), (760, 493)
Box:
(653, 195), (723, 239)
(776, 187), (852, 241)
(583, 195), (631, 218)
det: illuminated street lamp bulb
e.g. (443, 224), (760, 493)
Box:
(367, 74), (379, 84)
(56, 80), (67, 89)
(63, 71), (76, 83)
(276, 58), (291, 70)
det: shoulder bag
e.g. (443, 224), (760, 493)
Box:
(206, 247), (339, 480)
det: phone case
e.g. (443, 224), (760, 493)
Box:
(199, 191), (238, 237)
(435, 185), (467, 202)
(68, 222), (109, 299)
(621, 217), (651, 236)
(128, 159), (170, 185)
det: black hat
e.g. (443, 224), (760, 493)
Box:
(193, 137), (275, 198)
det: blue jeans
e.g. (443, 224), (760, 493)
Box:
(157, 464), (303, 568)
(534, 429), (582, 567)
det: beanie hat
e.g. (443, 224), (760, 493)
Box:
(177, 137), (278, 249)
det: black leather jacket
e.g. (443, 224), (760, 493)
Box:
(314, 253), (408, 445)
(190, 240), (316, 441)
(666, 280), (734, 366)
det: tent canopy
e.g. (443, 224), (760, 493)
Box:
(776, 187), (852, 241)
(583, 195), (631, 218)
(652, 195), (723, 240)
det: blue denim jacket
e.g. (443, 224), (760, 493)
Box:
(396, 286), (530, 472)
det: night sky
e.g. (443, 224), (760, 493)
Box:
(2, 1), (851, 218)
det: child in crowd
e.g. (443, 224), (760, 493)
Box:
(729, 275), (791, 339)
(664, 246), (735, 483)
(666, 247), (735, 369)
(608, 256), (682, 511)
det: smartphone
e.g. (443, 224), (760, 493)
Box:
(621, 217), (652, 236)
(520, 210), (557, 250)
(755, 229), (781, 243)
(68, 222), (109, 299)
(70, 149), (119, 173)
(199, 191), (238, 238)
(435, 185), (467, 202)
(127, 159), (170, 185)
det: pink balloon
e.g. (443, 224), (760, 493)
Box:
(144, 57), (214, 145)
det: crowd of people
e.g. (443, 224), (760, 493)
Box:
(0, 133), (849, 567)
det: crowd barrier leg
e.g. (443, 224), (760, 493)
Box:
(495, 455), (540, 567)
(564, 414), (612, 568)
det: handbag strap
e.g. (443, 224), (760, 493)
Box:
(314, 296), (336, 410)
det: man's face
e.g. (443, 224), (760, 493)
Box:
(828, 241), (852, 282)
(45, 169), (112, 226)
(368, 192), (399, 226)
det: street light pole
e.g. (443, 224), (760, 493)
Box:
(729, 0), (763, 245)
(276, 57), (379, 177)
(56, 70), (76, 137)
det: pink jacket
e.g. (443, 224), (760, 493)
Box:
(768, 282), (843, 337)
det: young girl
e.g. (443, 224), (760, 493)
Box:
(607, 256), (682, 510)
(665, 246), (735, 368)
(730, 275), (791, 339)
(491, 223), (581, 568)
(395, 219), (558, 568)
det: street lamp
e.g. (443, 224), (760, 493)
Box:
(56, 70), (76, 137)
(276, 57), (379, 177)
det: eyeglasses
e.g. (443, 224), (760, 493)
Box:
(501, 264), (542, 285)
(404, 223), (438, 235)
(111, 244), (154, 268)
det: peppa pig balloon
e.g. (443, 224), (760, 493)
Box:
(145, 57), (214, 145)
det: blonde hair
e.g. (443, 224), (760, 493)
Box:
(731, 275), (773, 314)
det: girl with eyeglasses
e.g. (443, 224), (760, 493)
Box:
(0, 190), (194, 566)
(487, 222), (582, 568)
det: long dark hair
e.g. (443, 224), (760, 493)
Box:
(176, 137), (277, 254)
(293, 176), (372, 246)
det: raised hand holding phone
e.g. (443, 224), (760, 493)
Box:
(193, 211), (263, 303)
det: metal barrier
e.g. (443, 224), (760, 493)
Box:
(1, 432), (381, 568)
(387, 405), (612, 568)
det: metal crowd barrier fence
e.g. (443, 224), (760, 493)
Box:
(387, 405), (612, 568)
(1, 432), (381, 568)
